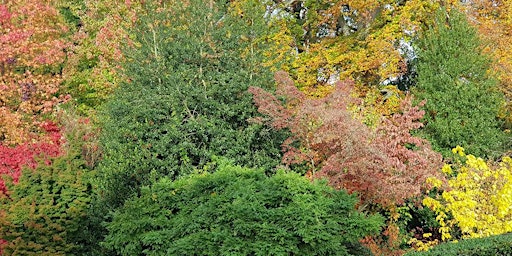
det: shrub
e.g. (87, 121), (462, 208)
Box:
(0, 148), (95, 255)
(103, 160), (383, 256)
(405, 233), (512, 256)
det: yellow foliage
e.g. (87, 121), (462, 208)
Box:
(423, 146), (512, 243)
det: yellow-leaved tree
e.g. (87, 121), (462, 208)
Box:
(421, 146), (512, 248)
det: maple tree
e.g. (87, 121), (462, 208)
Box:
(249, 70), (444, 208)
(0, 121), (62, 195)
(0, 0), (70, 145)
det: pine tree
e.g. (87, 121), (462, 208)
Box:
(412, 8), (508, 158)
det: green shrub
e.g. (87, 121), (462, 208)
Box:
(103, 160), (383, 256)
(0, 150), (95, 255)
(405, 233), (512, 256)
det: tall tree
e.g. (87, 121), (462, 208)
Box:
(97, 0), (286, 209)
(413, 8), (508, 158)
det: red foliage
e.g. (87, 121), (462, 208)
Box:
(0, 121), (62, 195)
(249, 71), (444, 207)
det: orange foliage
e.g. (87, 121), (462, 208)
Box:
(0, 0), (70, 145)
(459, 0), (512, 127)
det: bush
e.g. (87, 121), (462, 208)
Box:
(405, 233), (512, 256)
(103, 160), (383, 256)
(0, 149), (95, 255)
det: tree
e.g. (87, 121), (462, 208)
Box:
(245, 0), (454, 97)
(56, 0), (141, 116)
(97, 0), (286, 209)
(104, 160), (383, 256)
(412, 8), (508, 158)
(249, 71), (444, 208)
(0, 0), (70, 145)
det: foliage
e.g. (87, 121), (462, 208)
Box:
(250, 71), (444, 207)
(0, 122), (62, 194)
(405, 233), (512, 256)
(103, 160), (383, 256)
(56, 0), (140, 116)
(0, 0), (70, 145)
(459, 1), (512, 128)
(252, 0), (456, 97)
(422, 146), (512, 246)
(97, 0), (286, 209)
(412, 8), (508, 158)
(0, 144), (95, 255)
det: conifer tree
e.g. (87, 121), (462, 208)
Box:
(413, 9), (508, 158)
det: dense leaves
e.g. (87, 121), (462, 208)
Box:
(250, 71), (443, 207)
(98, 0), (285, 209)
(0, 122), (62, 194)
(412, 8), (508, 158)
(0, 146), (94, 255)
(0, 0), (70, 145)
(423, 146), (512, 243)
(104, 160), (383, 256)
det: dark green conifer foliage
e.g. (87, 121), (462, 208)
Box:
(413, 9), (508, 158)
(0, 151), (94, 255)
(98, 0), (286, 209)
(103, 160), (383, 256)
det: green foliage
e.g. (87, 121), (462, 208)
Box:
(405, 233), (512, 256)
(103, 160), (383, 256)
(412, 8), (508, 158)
(0, 149), (95, 255)
(97, 0), (286, 209)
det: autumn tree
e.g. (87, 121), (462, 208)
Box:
(104, 160), (383, 256)
(412, 8), (508, 158)
(56, 0), (141, 116)
(250, 71), (444, 208)
(97, 0), (286, 209)
(0, 0), (70, 145)
(245, 0), (459, 98)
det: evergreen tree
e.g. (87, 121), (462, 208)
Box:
(97, 0), (285, 209)
(413, 9), (508, 158)
(104, 160), (383, 256)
